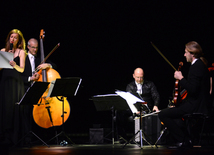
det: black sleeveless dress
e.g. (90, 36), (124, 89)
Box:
(0, 55), (25, 145)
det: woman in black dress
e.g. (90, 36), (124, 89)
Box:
(0, 29), (26, 145)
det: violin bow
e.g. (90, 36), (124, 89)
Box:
(40, 43), (60, 64)
(34, 43), (60, 73)
(151, 42), (177, 71)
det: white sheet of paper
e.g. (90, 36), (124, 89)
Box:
(93, 94), (118, 97)
(0, 51), (13, 69)
(115, 90), (145, 114)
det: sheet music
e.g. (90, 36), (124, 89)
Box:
(115, 90), (145, 114)
(93, 94), (118, 97)
(0, 51), (13, 68)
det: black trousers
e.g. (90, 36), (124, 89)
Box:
(158, 101), (194, 143)
(116, 109), (133, 139)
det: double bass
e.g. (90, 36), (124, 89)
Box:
(32, 29), (70, 128)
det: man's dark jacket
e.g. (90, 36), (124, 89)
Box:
(21, 55), (56, 91)
(126, 79), (160, 111)
(179, 58), (210, 114)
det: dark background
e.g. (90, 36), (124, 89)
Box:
(1, 1), (214, 143)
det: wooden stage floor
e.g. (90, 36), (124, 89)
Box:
(2, 143), (214, 155)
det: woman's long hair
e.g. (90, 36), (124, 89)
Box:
(5, 29), (26, 52)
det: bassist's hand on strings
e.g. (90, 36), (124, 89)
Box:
(37, 63), (52, 70)
(174, 71), (184, 80)
(30, 72), (40, 81)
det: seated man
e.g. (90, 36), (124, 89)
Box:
(158, 41), (210, 148)
(126, 68), (160, 112)
(117, 67), (160, 143)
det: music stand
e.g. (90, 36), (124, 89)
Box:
(14, 81), (50, 147)
(114, 91), (153, 148)
(123, 102), (153, 148)
(46, 77), (82, 145)
(92, 94), (130, 144)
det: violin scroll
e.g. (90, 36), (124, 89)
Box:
(178, 62), (183, 71)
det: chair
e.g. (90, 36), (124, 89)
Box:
(183, 113), (210, 146)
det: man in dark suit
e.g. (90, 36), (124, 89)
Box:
(158, 41), (210, 148)
(21, 38), (56, 90)
(20, 38), (56, 145)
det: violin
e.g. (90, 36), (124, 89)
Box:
(173, 62), (185, 105)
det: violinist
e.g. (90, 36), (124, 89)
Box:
(158, 41), (210, 149)
(0, 29), (26, 146)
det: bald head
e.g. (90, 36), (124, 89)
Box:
(28, 38), (38, 45)
(133, 68), (144, 84)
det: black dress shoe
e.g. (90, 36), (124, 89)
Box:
(167, 142), (183, 149)
(167, 140), (192, 149)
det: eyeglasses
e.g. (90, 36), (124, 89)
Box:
(29, 45), (38, 49)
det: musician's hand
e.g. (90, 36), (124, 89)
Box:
(9, 60), (17, 67)
(168, 105), (175, 108)
(174, 71), (184, 80)
(136, 111), (140, 114)
(37, 63), (51, 70)
(30, 73), (40, 81)
(168, 100), (175, 108)
(153, 106), (159, 112)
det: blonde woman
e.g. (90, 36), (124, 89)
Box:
(0, 29), (26, 145)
